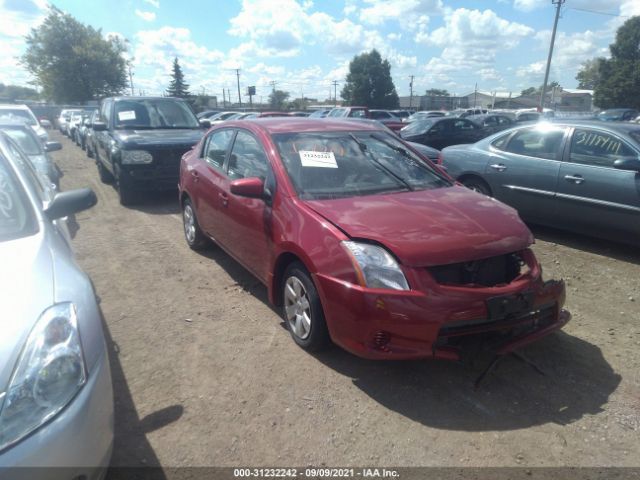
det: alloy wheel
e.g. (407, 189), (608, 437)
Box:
(284, 276), (312, 340)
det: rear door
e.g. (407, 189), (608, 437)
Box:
(555, 127), (640, 240)
(215, 130), (274, 282)
(482, 125), (568, 224)
(190, 129), (235, 239)
(425, 120), (452, 149)
(452, 119), (483, 145)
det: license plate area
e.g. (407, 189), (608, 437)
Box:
(486, 291), (535, 320)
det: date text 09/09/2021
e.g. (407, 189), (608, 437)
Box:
(233, 468), (400, 478)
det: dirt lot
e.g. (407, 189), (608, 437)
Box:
(50, 131), (639, 470)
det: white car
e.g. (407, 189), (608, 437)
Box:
(0, 104), (48, 142)
(57, 109), (82, 136)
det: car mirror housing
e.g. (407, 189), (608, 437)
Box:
(92, 121), (107, 131)
(613, 157), (640, 172)
(230, 177), (265, 199)
(44, 188), (97, 220)
(199, 119), (211, 129)
(44, 141), (62, 152)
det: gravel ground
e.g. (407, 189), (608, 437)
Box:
(50, 131), (640, 471)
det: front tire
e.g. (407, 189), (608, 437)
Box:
(182, 197), (209, 249)
(282, 262), (330, 352)
(115, 165), (137, 206)
(96, 156), (114, 184)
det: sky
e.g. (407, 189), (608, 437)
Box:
(1, 0), (639, 103)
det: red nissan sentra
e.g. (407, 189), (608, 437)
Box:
(179, 118), (570, 360)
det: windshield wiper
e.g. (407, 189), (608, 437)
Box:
(348, 134), (413, 192)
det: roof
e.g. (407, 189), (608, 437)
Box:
(222, 117), (385, 135)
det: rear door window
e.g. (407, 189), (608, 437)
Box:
(202, 129), (235, 170)
(505, 127), (565, 160)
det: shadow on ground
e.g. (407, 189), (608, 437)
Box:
(100, 309), (183, 479)
(196, 243), (621, 433)
(529, 224), (640, 265)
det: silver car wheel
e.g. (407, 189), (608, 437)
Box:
(183, 204), (196, 244)
(284, 276), (312, 340)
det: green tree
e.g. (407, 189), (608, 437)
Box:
(594, 16), (640, 109)
(425, 88), (449, 96)
(21, 6), (128, 103)
(0, 83), (40, 101)
(166, 57), (190, 98)
(520, 81), (561, 97)
(340, 49), (399, 108)
(269, 89), (290, 110)
(520, 87), (537, 96)
(576, 58), (604, 90)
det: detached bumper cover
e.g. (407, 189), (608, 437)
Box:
(314, 272), (569, 360)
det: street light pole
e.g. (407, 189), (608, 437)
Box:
(539, 0), (565, 111)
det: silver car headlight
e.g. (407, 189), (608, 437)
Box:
(121, 149), (153, 165)
(342, 241), (410, 290)
(0, 303), (86, 452)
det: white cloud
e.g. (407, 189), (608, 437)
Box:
(135, 9), (156, 21)
(143, 0), (160, 7)
(358, 0), (442, 30)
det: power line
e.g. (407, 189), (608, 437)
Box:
(568, 6), (630, 17)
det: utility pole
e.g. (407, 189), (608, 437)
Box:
(128, 63), (134, 95)
(473, 83), (478, 108)
(409, 75), (414, 110)
(332, 80), (338, 106)
(540, 0), (565, 111)
(235, 69), (242, 107)
(222, 89), (226, 108)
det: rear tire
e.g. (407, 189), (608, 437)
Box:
(182, 197), (209, 250)
(461, 176), (492, 196)
(282, 262), (330, 352)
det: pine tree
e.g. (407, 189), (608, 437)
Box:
(166, 57), (190, 98)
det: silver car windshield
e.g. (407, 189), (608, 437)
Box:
(273, 131), (451, 200)
(0, 154), (37, 241)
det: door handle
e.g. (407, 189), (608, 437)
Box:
(564, 174), (584, 184)
(219, 192), (228, 207)
(490, 163), (507, 172)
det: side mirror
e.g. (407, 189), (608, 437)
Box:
(92, 121), (107, 131)
(199, 119), (211, 129)
(44, 141), (62, 152)
(44, 188), (97, 220)
(613, 157), (640, 172)
(230, 177), (265, 199)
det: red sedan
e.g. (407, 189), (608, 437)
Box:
(178, 118), (570, 360)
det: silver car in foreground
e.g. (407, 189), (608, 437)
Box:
(0, 131), (113, 477)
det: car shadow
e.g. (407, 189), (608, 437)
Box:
(529, 224), (640, 265)
(99, 308), (183, 479)
(191, 244), (621, 432)
(312, 331), (620, 431)
(129, 190), (181, 215)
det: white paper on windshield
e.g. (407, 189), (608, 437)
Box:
(299, 150), (338, 168)
(118, 110), (136, 121)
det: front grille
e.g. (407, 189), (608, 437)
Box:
(149, 146), (192, 166)
(438, 304), (556, 339)
(428, 252), (525, 287)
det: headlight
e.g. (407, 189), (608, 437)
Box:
(342, 241), (410, 290)
(0, 303), (86, 452)
(121, 149), (153, 165)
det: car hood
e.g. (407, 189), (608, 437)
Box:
(305, 185), (533, 267)
(0, 231), (54, 392)
(113, 128), (204, 148)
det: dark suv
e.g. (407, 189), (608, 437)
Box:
(92, 96), (208, 205)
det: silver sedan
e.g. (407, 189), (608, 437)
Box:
(0, 131), (113, 477)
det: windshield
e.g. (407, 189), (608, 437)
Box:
(114, 98), (199, 129)
(273, 131), (450, 200)
(0, 153), (37, 241)
(0, 109), (37, 126)
(402, 119), (434, 136)
(1, 128), (41, 155)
